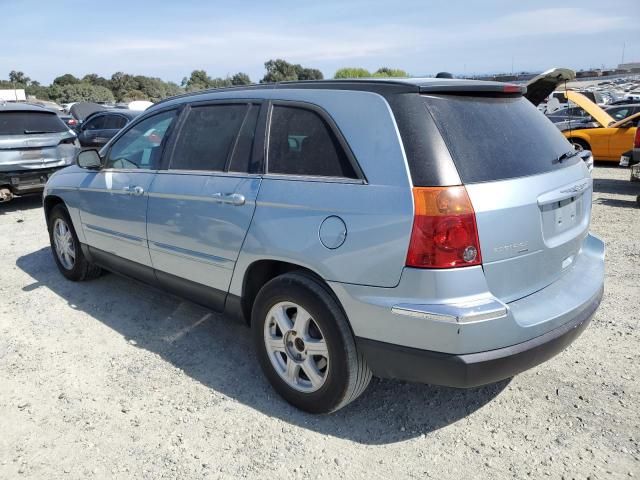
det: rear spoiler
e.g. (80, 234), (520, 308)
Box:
(419, 82), (526, 96)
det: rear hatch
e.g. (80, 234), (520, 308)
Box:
(422, 92), (591, 303)
(0, 110), (76, 171)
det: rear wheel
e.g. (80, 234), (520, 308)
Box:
(252, 272), (371, 413)
(48, 205), (102, 281)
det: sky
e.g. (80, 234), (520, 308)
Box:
(1, 0), (639, 84)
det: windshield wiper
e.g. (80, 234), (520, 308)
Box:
(554, 150), (580, 164)
(23, 130), (57, 134)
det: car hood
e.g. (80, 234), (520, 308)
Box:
(524, 68), (576, 106)
(564, 91), (614, 128)
(0, 131), (75, 150)
(609, 111), (640, 129)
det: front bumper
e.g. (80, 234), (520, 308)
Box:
(357, 284), (602, 387)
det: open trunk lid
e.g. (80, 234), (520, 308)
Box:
(421, 92), (591, 303)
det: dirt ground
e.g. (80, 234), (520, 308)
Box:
(1, 165), (638, 479)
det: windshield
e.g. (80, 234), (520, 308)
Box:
(422, 94), (580, 183)
(0, 111), (68, 135)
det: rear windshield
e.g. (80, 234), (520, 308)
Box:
(422, 95), (578, 183)
(0, 111), (68, 135)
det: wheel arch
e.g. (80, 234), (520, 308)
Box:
(238, 259), (342, 326)
(43, 195), (66, 224)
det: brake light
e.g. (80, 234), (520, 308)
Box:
(634, 128), (640, 148)
(503, 84), (521, 93)
(406, 186), (482, 269)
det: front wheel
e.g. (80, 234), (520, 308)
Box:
(252, 272), (371, 413)
(48, 204), (102, 281)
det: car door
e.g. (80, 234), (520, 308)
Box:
(97, 113), (129, 147)
(146, 101), (263, 311)
(77, 114), (107, 148)
(76, 109), (178, 273)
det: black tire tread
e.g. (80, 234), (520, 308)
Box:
(253, 271), (371, 413)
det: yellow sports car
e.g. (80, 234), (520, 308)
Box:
(562, 91), (640, 162)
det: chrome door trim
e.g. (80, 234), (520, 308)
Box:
(149, 241), (233, 267)
(83, 223), (145, 245)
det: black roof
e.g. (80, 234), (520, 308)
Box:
(154, 78), (526, 107)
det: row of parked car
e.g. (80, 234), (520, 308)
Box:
(0, 102), (141, 202)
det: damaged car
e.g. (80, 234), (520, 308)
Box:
(0, 103), (79, 203)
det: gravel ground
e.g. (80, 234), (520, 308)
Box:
(1, 165), (638, 479)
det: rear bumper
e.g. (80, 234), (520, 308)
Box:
(357, 284), (602, 387)
(0, 167), (66, 194)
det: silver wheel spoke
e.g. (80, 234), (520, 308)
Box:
(301, 358), (324, 389)
(305, 338), (328, 356)
(272, 306), (293, 333)
(285, 359), (300, 384)
(293, 306), (311, 334)
(266, 335), (286, 353)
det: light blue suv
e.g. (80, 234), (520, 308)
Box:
(43, 79), (605, 413)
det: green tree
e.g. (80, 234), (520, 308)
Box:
(109, 72), (137, 101)
(184, 69), (211, 91)
(82, 73), (110, 88)
(261, 59), (299, 83)
(372, 67), (408, 78)
(296, 67), (323, 80)
(122, 89), (148, 102)
(51, 83), (115, 103)
(334, 67), (371, 79)
(231, 72), (252, 86)
(52, 73), (80, 86)
(8, 70), (30, 85)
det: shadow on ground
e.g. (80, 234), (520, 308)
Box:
(592, 165), (640, 198)
(0, 194), (42, 215)
(16, 247), (508, 445)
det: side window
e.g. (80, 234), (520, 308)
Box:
(104, 110), (176, 170)
(84, 115), (106, 130)
(103, 115), (128, 129)
(611, 108), (629, 120)
(267, 105), (357, 178)
(170, 104), (248, 171)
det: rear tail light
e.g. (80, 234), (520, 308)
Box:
(634, 128), (640, 149)
(406, 186), (482, 269)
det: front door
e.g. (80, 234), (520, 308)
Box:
(76, 109), (178, 269)
(146, 102), (262, 311)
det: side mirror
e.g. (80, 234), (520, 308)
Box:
(77, 149), (102, 169)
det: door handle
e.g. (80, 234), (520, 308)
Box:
(211, 192), (245, 206)
(123, 185), (145, 196)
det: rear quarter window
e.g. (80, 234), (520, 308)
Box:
(422, 95), (579, 183)
(0, 111), (68, 135)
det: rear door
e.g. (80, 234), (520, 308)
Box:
(146, 101), (263, 311)
(422, 94), (592, 303)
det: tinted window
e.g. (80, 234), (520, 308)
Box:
(229, 104), (260, 173)
(84, 115), (106, 130)
(422, 95), (577, 184)
(268, 105), (356, 178)
(171, 104), (248, 171)
(103, 115), (128, 129)
(104, 110), (176, 169)
(0, 111), (67, 135)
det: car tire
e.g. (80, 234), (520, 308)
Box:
(48, 204), (102, 281)
(569, 138), (590, 152)
(252, 271), (372, 413)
